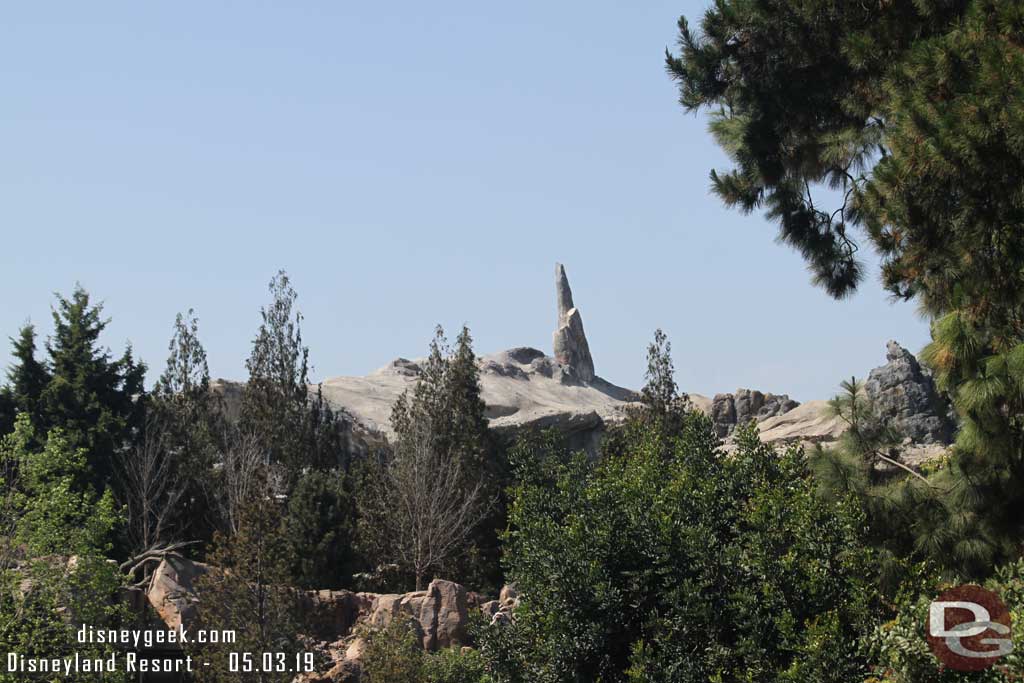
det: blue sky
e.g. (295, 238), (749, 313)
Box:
(0, 2), (930, 401)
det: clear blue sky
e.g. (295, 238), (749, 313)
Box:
(0, 2), (930, 401)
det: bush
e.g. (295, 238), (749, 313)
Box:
(867, 560), (1024, 682)
(479, 416), (882, 682)
(424, 647), (492, 683)
(360, 617), (426, 683)
(360, 615), (492, 683)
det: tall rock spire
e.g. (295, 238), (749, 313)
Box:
(552, 263), (595, 383)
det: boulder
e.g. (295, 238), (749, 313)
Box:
(145, 555), (210, 631)
(431, 579), (469, 649)
(362, 580), (468, 651)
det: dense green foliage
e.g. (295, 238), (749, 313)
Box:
(3, 414), (119, 557)
(482, 415), (880, 683)
(0, 415), (128, 683)
(284, 468), (358, 588)
(3, 288), (146, 494)
(868, 559), (1024, 682)
(360, 616), (492, 683)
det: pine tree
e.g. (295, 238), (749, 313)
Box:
(34, 287), (146, 493)
(667, 0), (1024, 577)
(5, 325), (49, 429)
(283, 468), (358, 589)
(0, 392), (12, 439)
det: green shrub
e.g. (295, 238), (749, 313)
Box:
(867, 560), (1024, 682)
(424, 647), (491, 683)
(480, 416), (882, 682)
(360, 616), (426, 683)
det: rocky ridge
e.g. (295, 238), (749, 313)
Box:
(216, 267), (952, 456)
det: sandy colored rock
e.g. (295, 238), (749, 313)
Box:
(430, 579), (469, 649)
(146, 556), (211, 631)
(753, 400), (846, 446)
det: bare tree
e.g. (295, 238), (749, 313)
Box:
(212, 429), (269, 535)
(116, 414), (198, 586)
(360, 415), (489, 590)
(118, 416), (185, 555)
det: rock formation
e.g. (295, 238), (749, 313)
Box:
(864, 340), (954, 444)
(143, 556), (499, 683)
(552, 263), (595, 383)
(710, 389), (800, 437)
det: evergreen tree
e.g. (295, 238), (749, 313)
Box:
(0, 391), (13, 438)
(283, 468), (358, 589)
(240, 271), (347, 482)
(5, 325), (49, 429)
(36, 286), (146, 492)
(359, 326), (495, 590)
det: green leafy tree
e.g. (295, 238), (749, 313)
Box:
(4, 414), (119, 557)
(481, 417), (880, 683)
(867, 559), (1024, 682)
(0, 414), (128, 683)
(240, 271), (348, 481)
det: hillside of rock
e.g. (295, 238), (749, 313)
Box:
(216, 266), (952, 458)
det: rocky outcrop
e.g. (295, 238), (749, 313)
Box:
(754, 400), (846, 445)
(362, 579), (469, 651)
(145, 557), (479, 683)
(552, 263), (595, 383)
(711, 389), (799, 437)
(864, 340), (954, 444)
(315, 265), (651, 451)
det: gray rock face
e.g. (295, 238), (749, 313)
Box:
(711, 389), (800, 437)
(864, 340), (954, 444)
(552, 263), (595, 383)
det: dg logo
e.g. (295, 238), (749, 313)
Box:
(927, 585), (1013, 672)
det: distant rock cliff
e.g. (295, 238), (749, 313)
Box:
(213, 268), (953, 459)
(319, 265), (639, 452)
